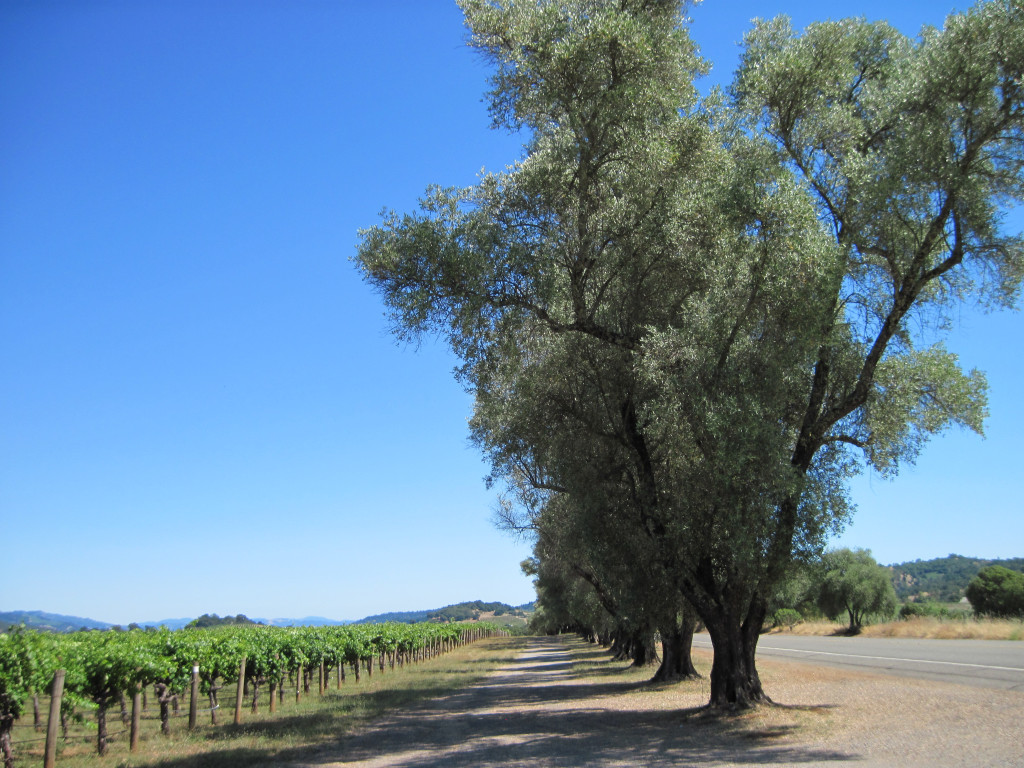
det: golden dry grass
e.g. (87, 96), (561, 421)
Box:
(765, 616), (1024, 640)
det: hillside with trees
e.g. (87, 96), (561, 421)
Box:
(358, 601), (532, 625)
(889, 556), (1024, 602)
(0, 610), (112, 633)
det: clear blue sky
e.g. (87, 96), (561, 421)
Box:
(2, 1), (1020, 625)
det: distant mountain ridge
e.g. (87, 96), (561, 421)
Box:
(0, 610), (114, 633)
(1, 601), (536, 633)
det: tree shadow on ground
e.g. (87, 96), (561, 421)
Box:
(137, 637), (856, 768)
(288, 636), (857, 767)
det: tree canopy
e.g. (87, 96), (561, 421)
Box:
(356, 0), (1024, 709)
(816, 548), (898, 632)
(966, 565), (1024, 618)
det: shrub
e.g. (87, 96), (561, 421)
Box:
(966, 566), (1024, 619)
(772, 608), (802, 631)
(899, 601), (954, 620)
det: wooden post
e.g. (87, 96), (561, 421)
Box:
(296, 665), (302, 703)
(234, 658), (246, 725)
(188, 664), (200, 730)
(318, 662), (325, 696)
(43, 669), (65, 768)
(130, 683), (142, 753)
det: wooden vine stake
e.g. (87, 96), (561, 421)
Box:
(234, 657), (246, 725)
(188, 664), (200, 730)
(43, 669), (65, 768)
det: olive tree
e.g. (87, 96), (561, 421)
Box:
(356, 0), (1023, 709)
(816, 548), (898, 632)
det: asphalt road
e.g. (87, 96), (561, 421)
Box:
(692, 633), (1024, 691)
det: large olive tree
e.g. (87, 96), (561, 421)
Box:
(356, 0), (1023, 708)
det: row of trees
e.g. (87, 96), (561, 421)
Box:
(532, 545), (1024, 642)
(0, 621), (501, 766)
(356, 0), (1023, 708)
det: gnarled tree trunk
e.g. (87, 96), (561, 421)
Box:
(704, 596), (770, 709)
(652, 611), (699, 683)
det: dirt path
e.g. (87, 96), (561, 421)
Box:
(290, 635), (1024, 767)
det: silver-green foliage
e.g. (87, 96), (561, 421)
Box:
(355, 0), (1024, 707)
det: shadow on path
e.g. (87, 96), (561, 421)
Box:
(282, 636), (858, 768)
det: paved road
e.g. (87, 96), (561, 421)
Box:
(692, 633), (1024, 691)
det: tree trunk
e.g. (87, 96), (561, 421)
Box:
(704, 598), (770, 709)
(269, 681), (277, 714)
(652, 613), (699, 683)
(119, 690), (130, 725)
(33, 693), (42, 731)
(630, 629), (659, 668)
(155, 682), (172, 735)
(609, 629), (629, 661)
(1, 712), (14, 768)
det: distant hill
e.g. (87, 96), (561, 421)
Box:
(356, 609), (432, 624)
(356, 600), (532, 625)
(186, 613), (262, 629)
(889, 555), (1024, 602)
(141, 618), (193, 630)
(0, 610), (113, 633)
(258, 616), (353, 627)
(2, 602), (532, 633)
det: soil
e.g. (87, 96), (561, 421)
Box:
(288, 635), (1024, 767)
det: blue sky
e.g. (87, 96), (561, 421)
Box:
(1, 1), (1020, 625)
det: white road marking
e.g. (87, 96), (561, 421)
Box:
(691, 638), (1024, 673)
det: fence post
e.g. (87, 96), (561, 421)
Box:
(188, 664), (200, 730)
(43, 668), (66, 768)
(234, 657), (246, 725)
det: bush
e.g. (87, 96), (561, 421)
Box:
(898, 601), (954, 620)
(966, 566), (1024, 619)
(772, 608), (802, 630)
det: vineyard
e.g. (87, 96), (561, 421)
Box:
(0, 621), (505, 767)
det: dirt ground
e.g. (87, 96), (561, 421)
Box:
(287, 635), (1024, 767)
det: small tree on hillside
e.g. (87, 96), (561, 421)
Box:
(966, 566), (1024, 619)
(817, 549), (897, 633)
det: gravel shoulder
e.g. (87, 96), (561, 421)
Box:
(290, 635), (1024, 767)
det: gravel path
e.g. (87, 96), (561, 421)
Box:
(291, 635), (1024, 767)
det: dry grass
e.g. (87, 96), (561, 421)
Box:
(765, 616), (1024, 640)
